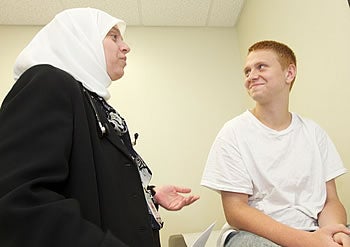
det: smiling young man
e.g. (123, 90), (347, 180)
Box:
(201, 40), (350, 247)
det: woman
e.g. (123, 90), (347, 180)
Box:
(0, 8), (199, 247)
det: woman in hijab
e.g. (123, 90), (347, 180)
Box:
(0, 8), (199, 247)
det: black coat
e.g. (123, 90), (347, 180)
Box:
(0, 65), (159, 247)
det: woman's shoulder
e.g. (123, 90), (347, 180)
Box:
(22, 64), (81, 89)
(2, 65), (84, 109)
(15, 64), (83, 98)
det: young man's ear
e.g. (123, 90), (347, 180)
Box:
(285, 64), (297, 84)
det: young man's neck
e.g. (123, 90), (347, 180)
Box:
(251, 105), (292, 131)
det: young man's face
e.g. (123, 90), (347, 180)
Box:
(243, 49), (292, 103)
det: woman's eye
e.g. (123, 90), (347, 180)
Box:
(109, 34), (119, 43)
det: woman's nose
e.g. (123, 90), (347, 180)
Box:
(121, 41), (131, 54)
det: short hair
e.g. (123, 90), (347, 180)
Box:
(248, 40), (297, 89)
(248, 40), (296, 69)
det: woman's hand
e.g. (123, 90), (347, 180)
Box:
(153, 185), (200, 211)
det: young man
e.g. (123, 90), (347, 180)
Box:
(201, 40), (350, 247)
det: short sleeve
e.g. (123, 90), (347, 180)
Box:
(315, 124), (347, 181)
(201, 123), (253, 194)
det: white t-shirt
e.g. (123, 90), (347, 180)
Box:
(201, 110), (347, 245)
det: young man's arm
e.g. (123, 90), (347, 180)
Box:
(221, 191), (349, 247)
(318, 179), (350, 246)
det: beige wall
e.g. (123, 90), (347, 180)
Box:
(1, 0), (349, 245)
(0, 26), (43, 102)
(236, 0), (350, 222)
(0, 25), (245, 246)
(110, 27), (246, 245)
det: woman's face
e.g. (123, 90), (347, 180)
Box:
(103, 26), (130, 81)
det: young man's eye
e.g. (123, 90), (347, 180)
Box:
(258, 64), (266, 70)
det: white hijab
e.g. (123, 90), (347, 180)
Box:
(13, 8), (126, 100)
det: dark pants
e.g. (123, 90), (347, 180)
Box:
(153, 230), (161, 247)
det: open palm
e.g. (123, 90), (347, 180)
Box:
(154, 185), (200, 211)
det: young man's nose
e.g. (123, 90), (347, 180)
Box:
(248, 69), (259, 81)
